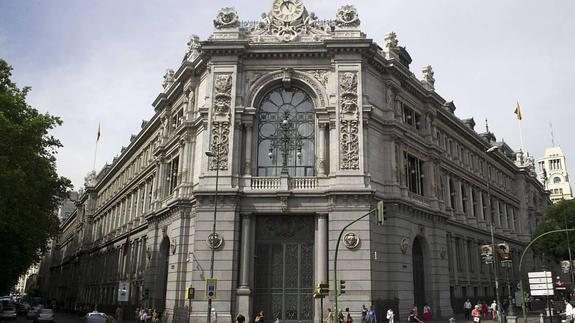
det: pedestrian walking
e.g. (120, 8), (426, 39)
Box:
(236, 314), (246, 323)
(471, 305), (481, 323)
(481, 302), (488, 319)
(115, 306), (123, 323)
(564, 300), (573, 323)
(325, 308), (334, 323)
(386, 309), (394, 323)
(344, 308), (353, 323)
(464, 299), (472, 320)
(422, 304), (431, 323)
(255, 310), (264, 323)
(361, 305), (368, 323)
(490, 301), (497, 320)
(368, 305), (376, 323)
(210, 308), (217, 323)
(408, 308), (422, 323)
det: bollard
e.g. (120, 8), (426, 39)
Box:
(540, 313), (544, 323)
(507, 315), (517, 323)
(448, 317), (456, 323)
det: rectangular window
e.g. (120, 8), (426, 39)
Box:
(404, 152), (424, 195)
(168, 156), (179, 194)
(403, 105), (421, 130)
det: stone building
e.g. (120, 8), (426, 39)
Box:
(38, 1), (551, 322)
(537, 146), (573, 203)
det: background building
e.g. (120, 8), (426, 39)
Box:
(537, 146), (573, 202)
(38, 1), (551, 322)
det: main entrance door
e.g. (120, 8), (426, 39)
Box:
(412, 237), (426, 310)
(254, 215), (314, 323)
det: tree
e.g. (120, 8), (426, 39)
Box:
(0, 58), (71, 294)
(532, 199), (575, 260)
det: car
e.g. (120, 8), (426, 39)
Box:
(1, 305), (17, 320)
(34, 308), (54, 323)
(17, 302), (31, 316)
(86, 310), (108, 323)
(27, 305), (42, 319)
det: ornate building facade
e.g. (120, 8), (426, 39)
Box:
(537, 146), (573, 203)
(38, 1), (551, 322)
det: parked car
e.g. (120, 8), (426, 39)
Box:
(1, 305), (17, 320)
(17, 302), (31, 316)
(35, 308), (54, 323)
(86, 310), (108, 323)
(27, 305), (42, 319)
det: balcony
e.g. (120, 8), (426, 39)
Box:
(248, 176), (319, 191)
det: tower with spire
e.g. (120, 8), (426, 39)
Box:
(537, 145), (573, 202)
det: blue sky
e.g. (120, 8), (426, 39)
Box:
(1, 0), (574, 189)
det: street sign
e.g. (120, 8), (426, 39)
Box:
(528, 271), (552, 278)
(206, 278), (217, 300)
(528, 271), (553, 296)
(118, 281), (129, 302)
(530, 283), (554, 290)
(531, 289), (554, 296)
(528, 278), (553, 284)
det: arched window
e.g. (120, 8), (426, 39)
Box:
(257, 87), (315, 176)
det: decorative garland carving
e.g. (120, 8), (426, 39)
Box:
(339, 72), (360, 169)
(309, 70), (329, 86)
(210, 74), (233, 170)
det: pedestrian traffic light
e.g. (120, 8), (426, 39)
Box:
(376, 200), (385, 225)
(338, 280), (346, 295)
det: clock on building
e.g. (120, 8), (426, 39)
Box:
(272, 0), (304, 22)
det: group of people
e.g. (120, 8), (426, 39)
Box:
(464, 299), (499, 322)
(135, 307), (161, 323)
(407, 304), (432, 323)
(321, 305), (377, 323)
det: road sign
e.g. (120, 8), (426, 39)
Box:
(531, 289), (554, 296)
(528, 278), (553, 284)
(206, 278), (217, 300)
(118, 281), (129, 302)
(530, 283), (554, 290)
(528, 271), (552, 278)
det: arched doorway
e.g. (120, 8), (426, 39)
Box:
(412, 236), (426, 311)
(157, 237), (170, 311)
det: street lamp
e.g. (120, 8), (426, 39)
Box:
(498, 243), (515, 317)
(268, 111), (303, 175)
(205, 146), (221, 323)
(484, 145), (504, 323)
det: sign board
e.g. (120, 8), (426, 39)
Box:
(206, 278), (217, 300)
(118, 281), (129, 302)
(531, 289), (554, 296)
(530, 283), (554, 290)
(480, 245), (494, 264)
(528, 271), (552, 278)
(528, 278), (553, 284)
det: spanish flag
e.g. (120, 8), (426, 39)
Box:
(514, 102), (522, 120)
(96, 123), (101, 142)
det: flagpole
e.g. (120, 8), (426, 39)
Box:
(519, 118), (525, 153)
(93, 123), (100, 171)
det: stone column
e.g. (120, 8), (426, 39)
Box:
(494, 199), (501, 228)
(237, 213), (253, 320)
(244, 125), (253, 176)
(502, 203), (509, 231)
(454, 179), (465, 221)
(315, 213), (328, 322)
(476, 190), (485, 226)
(317, 123), (327, 176)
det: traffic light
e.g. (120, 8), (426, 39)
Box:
(186, 286), (195, 300)
(338, 280), (346, 295)
(376, 200), (385, 225)
(319, 283), (329, 295)
(206, 278), (217, 300)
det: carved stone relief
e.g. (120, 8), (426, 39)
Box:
(339, 72), (360, 169)
(210, 74), (233, 170)
(213, 7), (240, 29)
(185, 35), (201, 62)
(246, 0), (331, 42)
(335, 5), (360, 28)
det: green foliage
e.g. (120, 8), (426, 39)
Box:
(0, 58), (72, 294)
(532, 199), (575, 259)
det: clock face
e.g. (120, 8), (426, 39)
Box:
(272, 0), (304, 22)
